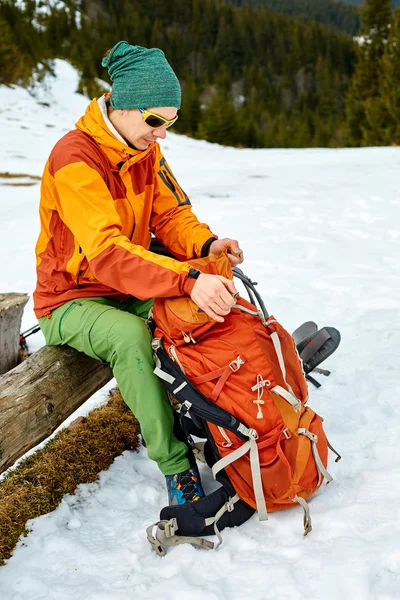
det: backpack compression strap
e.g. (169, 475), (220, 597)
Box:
(212, 427), (268, 521)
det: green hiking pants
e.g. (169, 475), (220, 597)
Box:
(39, 296), (190, 476)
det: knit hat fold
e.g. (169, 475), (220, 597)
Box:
(102, 41), (181, 109)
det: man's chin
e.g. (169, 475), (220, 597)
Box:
(137, 140), (152, 150)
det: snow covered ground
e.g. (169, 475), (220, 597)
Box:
(0, 60), (399, 600)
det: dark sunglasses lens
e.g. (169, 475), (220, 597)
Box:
(145, 115), (166, 128)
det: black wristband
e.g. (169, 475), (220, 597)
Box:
(200, 237), (218, 258)
(188, 268), (201, 279)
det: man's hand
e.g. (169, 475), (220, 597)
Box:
(190, 273), (238, 322)
(209, 238), (244, 266)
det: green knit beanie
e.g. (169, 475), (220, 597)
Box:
(101, 41), (181, 109)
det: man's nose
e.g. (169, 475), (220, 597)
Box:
(153, 127), (167, 139)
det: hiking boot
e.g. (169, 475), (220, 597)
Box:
(165, 464), (205, 506)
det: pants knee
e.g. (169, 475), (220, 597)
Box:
(106, 315), (151, 355)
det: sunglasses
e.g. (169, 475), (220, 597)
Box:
(138, 108), (178, 129)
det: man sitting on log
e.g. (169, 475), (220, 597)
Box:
(33, 40), (243, 506)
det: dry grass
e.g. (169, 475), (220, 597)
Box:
(0, 182), (38, 187)
(0, 172), (41, 180)
(0, 389), (141, 566)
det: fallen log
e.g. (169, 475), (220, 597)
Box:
(0, 345), (113, 473)
(0, 293), (29, 374)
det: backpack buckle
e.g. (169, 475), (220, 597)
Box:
(229, 356), (245, 372)
(151, 337), (162, 350)
(164, 518), (178, 538)
(247, 428), (259, 441)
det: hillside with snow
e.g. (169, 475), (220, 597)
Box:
(0, 61), (399, 600)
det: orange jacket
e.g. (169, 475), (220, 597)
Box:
(33, 96), (215, 318)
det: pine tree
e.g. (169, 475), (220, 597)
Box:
(150, 19), (165, 50)
(0, 14), (22, 85)
(198, 88), (238, 146)
(0, 0), (50, 86)
(345, 0), (392, 145)
(377, 8), (400, 144)
(176, 78), (201, 137)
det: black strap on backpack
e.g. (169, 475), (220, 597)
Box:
(152, 339), (250, 442)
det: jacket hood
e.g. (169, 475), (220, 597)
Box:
(75, 94), (155, 166)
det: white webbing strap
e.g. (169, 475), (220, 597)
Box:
(169, 345), (186, 374)
(265, 319), (278, 326)
(292, 496), (312, 536)
(271, 331), (287, 380)
(204, 493), (241, 549)
(212, 440), (251, 477)
(153, 366), (175, 384)
(237, 423), (252, 436)
(212, 429), (268, 521)
(270, 331), (298, 400)
(298, 428), (333, 486)
(173, 381), (187, 394)
(272, 385), (302, 412)
(218, 426), (233, 447)
(327, 437), (342, 463)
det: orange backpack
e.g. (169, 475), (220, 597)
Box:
(148, 254), (340, 554)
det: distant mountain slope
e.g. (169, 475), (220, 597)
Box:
(228, 0), (361, 35)
(343, 1), (400, 5)
(230, 0), (400, 34)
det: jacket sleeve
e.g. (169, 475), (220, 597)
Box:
(52, 159), (197, 299)
(150, 145), (217, 261)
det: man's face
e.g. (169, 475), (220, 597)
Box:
(113, 106), (178, 150)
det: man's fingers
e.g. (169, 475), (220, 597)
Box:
(190, 274), (238, 322)
(216, 276), (238, 298)
(229, 248), (243, 261)
(209, 238), (243, 259)
(218, 295), (234, 311)
(212, 300), (231, 315)
(202, 305), (224, 323)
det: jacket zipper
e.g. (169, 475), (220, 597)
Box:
(59, 223), (66, 253)
(76, 246), (83, 288)
(164, 172), (176, 191)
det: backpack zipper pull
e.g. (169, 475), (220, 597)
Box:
(253, 374), (265, 419)
(182, 332), (196, 344)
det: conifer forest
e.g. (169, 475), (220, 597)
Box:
(1, 0), (398, 148)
